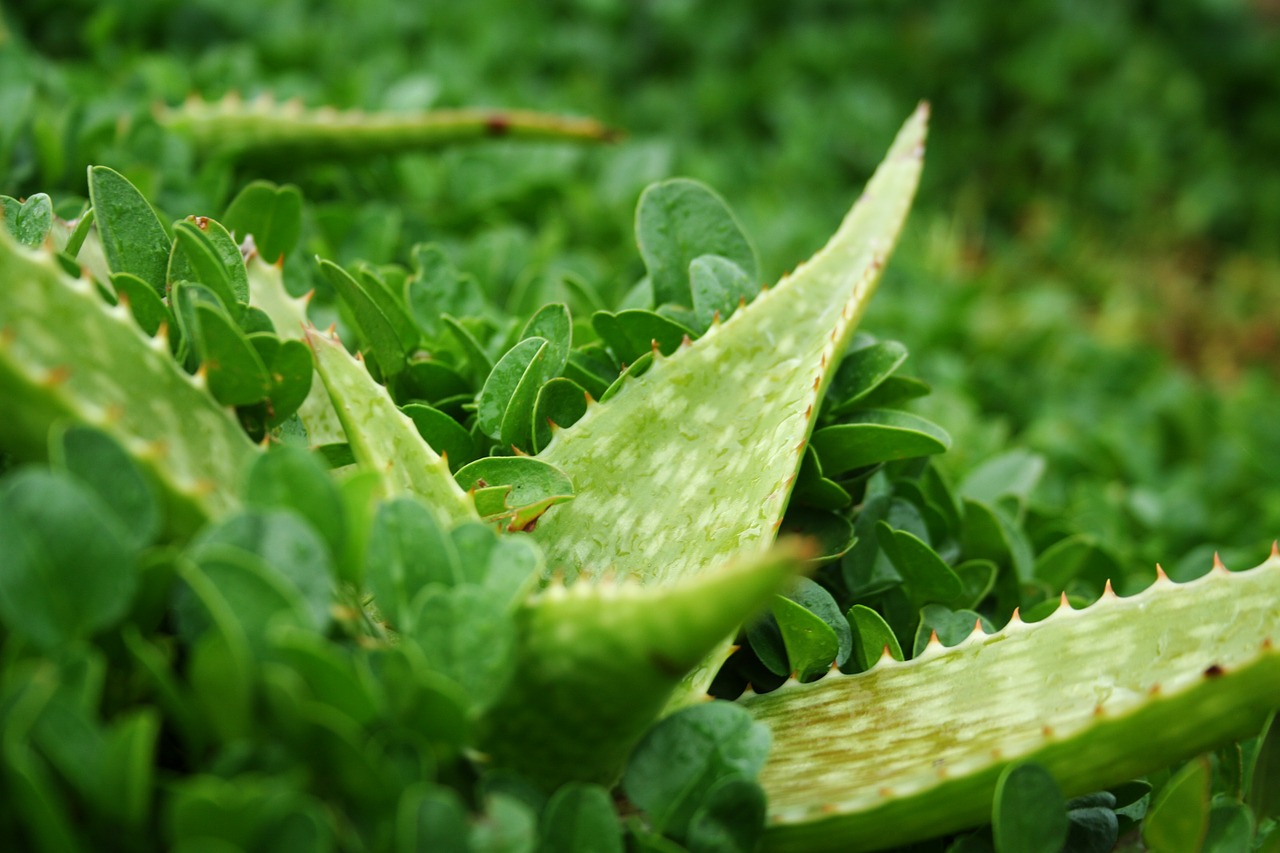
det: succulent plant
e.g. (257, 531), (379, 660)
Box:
(1, 104), (1277, 852)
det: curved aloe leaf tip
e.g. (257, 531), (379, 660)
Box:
(304, 326), (478, 527)
(531, 103), (929, 590)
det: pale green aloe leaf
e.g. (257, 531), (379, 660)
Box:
(744, 553), (1280, 853)
(480, 540), (809, 791)
(304, 326), (477, 526)
(529, 104), (928, 703)
(156, 95), (618, 163)
(0, 229), (255, 534)
(532, 105), (927, 584)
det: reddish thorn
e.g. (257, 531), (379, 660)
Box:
(1148, 683), (1161, 695)
(928, 630), (940, 646)
(794, 439), (806, 454)
(1008, 607), (1021, 624)
(1042, 726), (1054, 737)
(804, 404), (813, 419)
(1263, 637), (1274, 650)
(1093, 704), (1105, 717)
(681, 334), (692, 347)
(484, 113), (510, 136)
(712, 310), (722, 325)
(821, 803), (839, 814)
(1102, 579), (1115, 597)
(43, 365), (70, 386)
(972, 617), (983, 636)
(1155, 564), (1169, 581)
(812, 375), (821, 391)
(1059, 591), (1070, 608)
(1213, 552), (1227, 572)
(1271, 541), (1279, 559)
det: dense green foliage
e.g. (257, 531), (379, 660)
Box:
(2, 3), (1279, 851)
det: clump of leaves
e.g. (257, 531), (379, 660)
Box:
(1, 105), (1279, 853)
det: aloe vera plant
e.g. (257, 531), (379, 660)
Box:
(1, 104), (1278, 852)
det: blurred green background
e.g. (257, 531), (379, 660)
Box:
(4, 0), (1279, 572)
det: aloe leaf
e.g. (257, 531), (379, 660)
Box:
(304, 326), (476, 526)
(534, 106), (926, 581)
(0, 231), (255, 532)
(156, 95), (619, 163)
(743, 554), (1280, 853)
(480, 540), (807, 790)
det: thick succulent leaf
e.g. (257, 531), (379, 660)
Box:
(0, 230), (255, 532)
(304, 327), (477, 526)
(528, 106), (926, 709)
(743, 553), (1280, 853)
(157, 95), (618, 163)
(480, 541), (806, 790)
(532, 105), (927, 587)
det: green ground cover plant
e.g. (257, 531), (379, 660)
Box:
(2, 3), (1280, 851)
